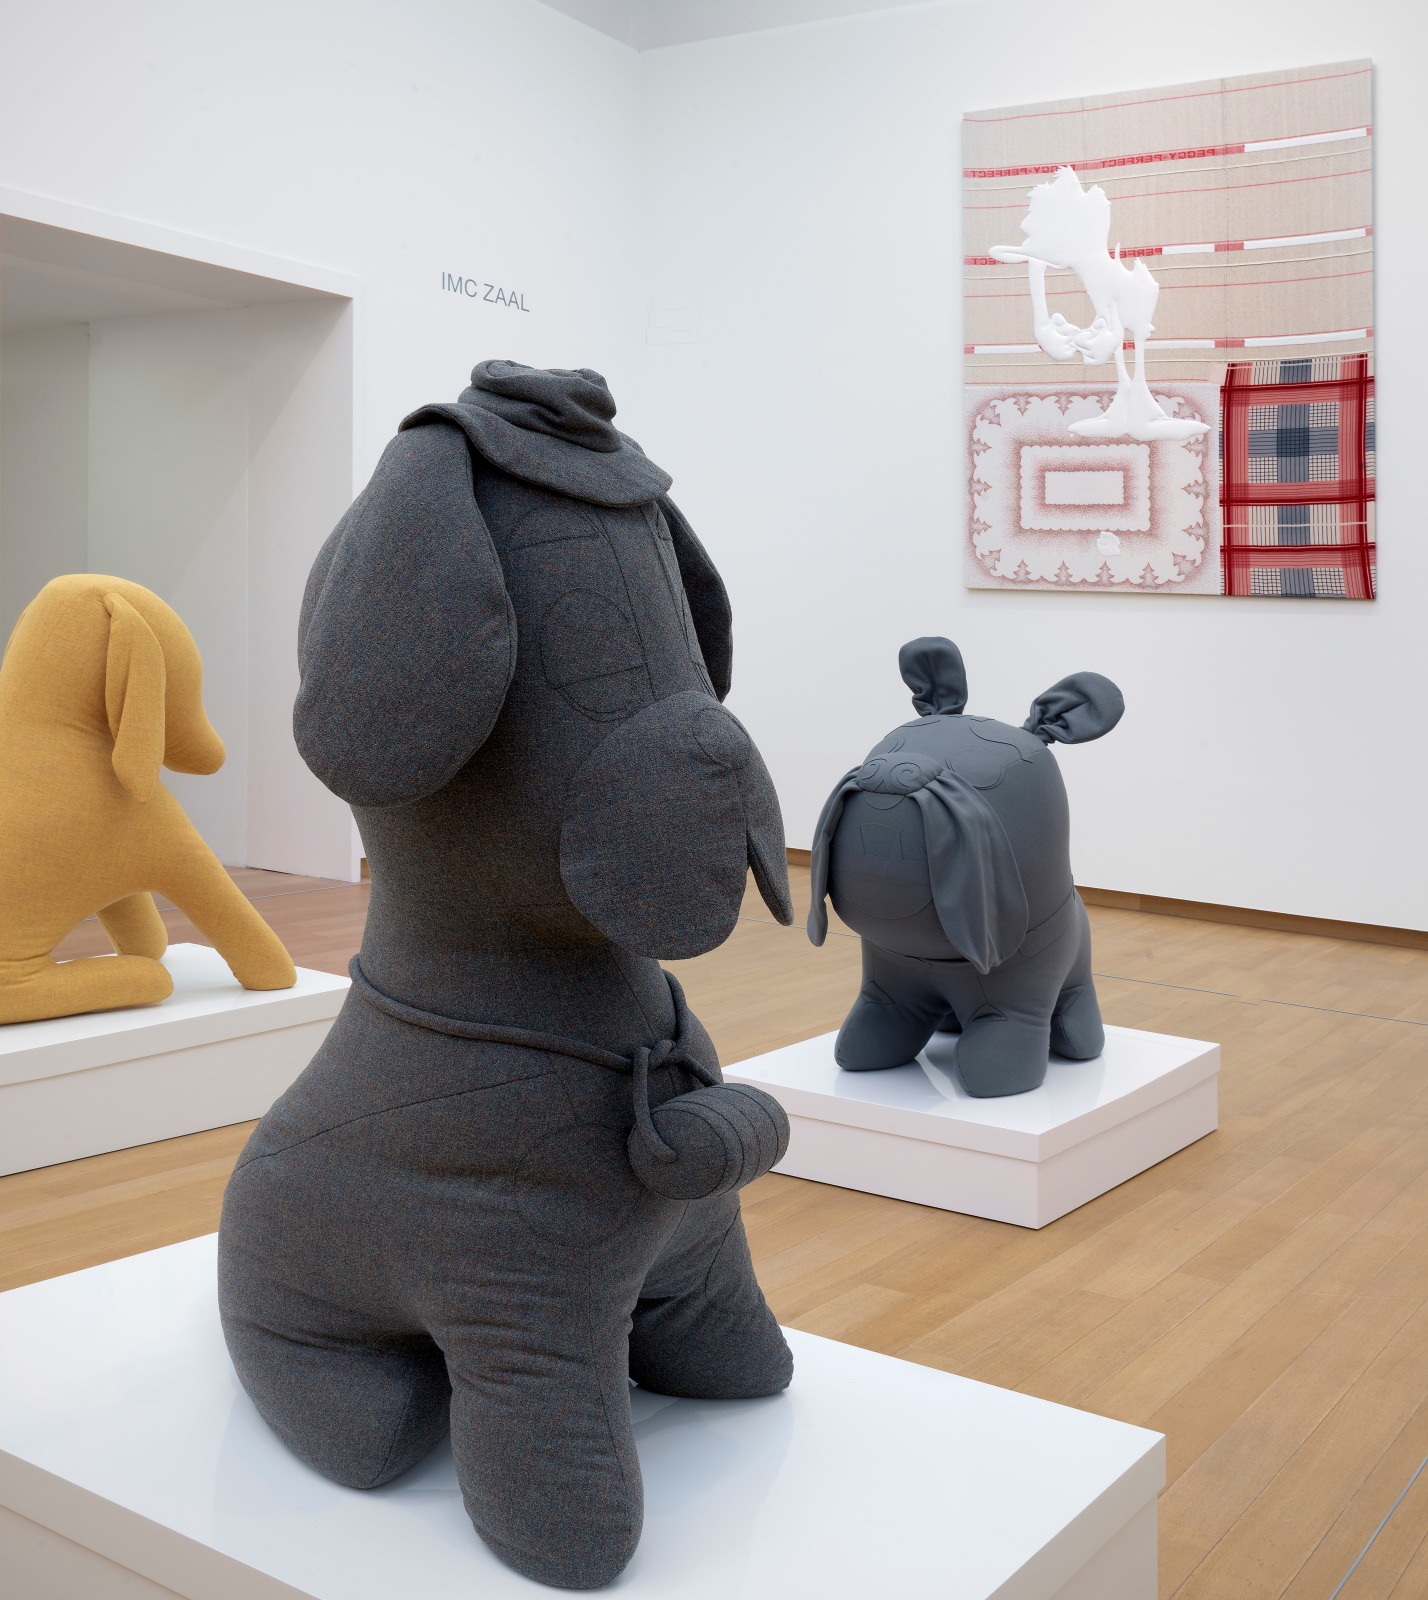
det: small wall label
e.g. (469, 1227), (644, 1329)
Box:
(441, 272), (530, 311)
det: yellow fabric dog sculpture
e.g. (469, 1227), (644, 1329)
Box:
(0, 575), (296, 1025)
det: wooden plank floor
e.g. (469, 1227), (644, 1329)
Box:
(4, 868), (1428, 1596)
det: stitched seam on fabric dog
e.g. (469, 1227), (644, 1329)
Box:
(658, 1102), (736, 1194)
(702, 1213), (744, 1301)
(504, 501), (603, 552)
(589, 507), (657, 696)
(368, 1362), (423, 1491)
(582, 1249), (639, 1570)
(232, 1073), (558, 1170)
(645, 503), (705, 678)
(557, 1065), (639, 1573)
(349, 959), (700, 1077)
(514, 1125), (652, 1250)
(880, 886), (1077, 961)
(724, 1085), (786, 1170)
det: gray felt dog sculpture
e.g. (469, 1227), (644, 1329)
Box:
(808, 637), (1124, 1097)
(217, 361), (796, 1590)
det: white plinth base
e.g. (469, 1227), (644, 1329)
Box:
(729, 1025), (1220, 1228)
(0, 1236), (1164, 1599)
(0, 944), (349, 1176)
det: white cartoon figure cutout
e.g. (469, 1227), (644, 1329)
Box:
(991, 167), (1210, 442)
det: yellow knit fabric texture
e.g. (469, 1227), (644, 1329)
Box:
(0, 575), (297, 1024)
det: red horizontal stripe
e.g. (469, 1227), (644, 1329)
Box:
(964, 66), (1370, 124)
(1221, 375), (1373, 405)
(964, 267), (1373, 299)
(964, 224), (1371, 265)
(966, 141), (1244, 179)
(965, 327), (1373, 352)
(964, 164), (1371, 207)
(965, 127), (1369, 179)
(965, 251), (1165, 264)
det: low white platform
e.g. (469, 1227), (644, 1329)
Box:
(0, 1236), (1163, 1599)
(0, 943), (349, 1176)
(728, 1025), (1219, 1228)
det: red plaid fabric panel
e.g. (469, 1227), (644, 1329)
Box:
(1220, 355), (1375, 599)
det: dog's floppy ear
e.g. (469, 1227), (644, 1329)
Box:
(913, 773), (1029, 974)
(806, 770), (860, 947)
(658, 495), (733, 702)
(1024, 672), (1124, 746)
(294, 422), (517, 807)
(103, 592), (167, 802)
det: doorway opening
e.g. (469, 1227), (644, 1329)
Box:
(1, 199), (358, 880)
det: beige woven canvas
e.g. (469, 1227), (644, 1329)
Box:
(963, 61), (1375, 598)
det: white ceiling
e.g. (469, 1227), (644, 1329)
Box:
(534, 0), (949, 50)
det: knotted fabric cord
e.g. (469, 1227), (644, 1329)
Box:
(347, 957), (719, 1166)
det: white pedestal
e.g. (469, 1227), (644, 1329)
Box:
(0, 944), (349, 1176)
(728, 1026), (1219, 1228)
(0, 1237), (1163, 1600)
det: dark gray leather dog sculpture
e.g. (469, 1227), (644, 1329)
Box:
(217, 362), (795, 1590)
(808, 637), (1123, 1097)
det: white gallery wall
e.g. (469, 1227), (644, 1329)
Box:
(86, 309), (252, 863)
(0, 0), (645, 475)
(0, 0), (1421, 926)
(81, 301), (354, 870)
(0, 0), (643, 881)
(634, 0), (1426, 930)
(0, 253), (356, 879)
(243, 298), (357, 878)
(0, 325), (90, 626)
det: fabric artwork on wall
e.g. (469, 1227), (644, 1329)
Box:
(963, 60), (1374, 598)
(1220, 354), (1375, 598)
(968, 382), (1220, 590)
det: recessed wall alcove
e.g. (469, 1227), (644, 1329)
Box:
(0, 192), (360, 881)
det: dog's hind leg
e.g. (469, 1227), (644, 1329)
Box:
(630, 1193), (792, 1400)
(439, 1292), (645, 1589)
(159, 851), (296, 991)
(97, 893), (168, 959)
(223, 1315), (451, 1491)
(0, 954), (173, 1024)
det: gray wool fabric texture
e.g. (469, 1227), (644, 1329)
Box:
(217, 361), (795, 1591)
(808, 637), (1124, 1097)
